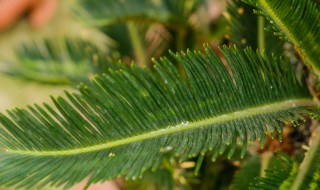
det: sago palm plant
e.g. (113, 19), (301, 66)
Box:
(0, 0), (319, 189)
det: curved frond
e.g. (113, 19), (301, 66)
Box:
(7, 38), (109, 84)
(0, 46), (318, 189)
(250, 152), (297, 190)
(243, 0), (320, 76)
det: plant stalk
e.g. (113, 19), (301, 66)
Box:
(260, 152), (272, 177)
(290, 126), (320, 190)
(176, 28), (187, 51)
(258, 16), (265, 53)
(127, 22), (148, 67)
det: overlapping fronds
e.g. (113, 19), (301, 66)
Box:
(250, 152), (320, 190)
(226, 0), (284, 56)
(243, 0), (320, 76)
(0, 46), (318, 189)
(250, 152), (297, 190)
(250, 128), (320, 190)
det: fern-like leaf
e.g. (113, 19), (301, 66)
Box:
(7, 38), (108, 84)
(250, 152), (297, 190)
(243, 0), (320, 75)
(0, 46), (318, 189)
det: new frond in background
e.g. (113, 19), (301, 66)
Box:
(243, 0), (320, 76)
(0, 46), (319, 189)
(5, 38), (112, 84)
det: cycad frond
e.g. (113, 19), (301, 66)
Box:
(309, 156), (320, 190)
(0, 46), (318, 189)
(0, 0), (111, 84)
(78, 0), (205, 27)
(7, 38), (108, 84)
(243, 0), (320, 76)
(77, 0), (170, 26)
(250, 152), (296, 190)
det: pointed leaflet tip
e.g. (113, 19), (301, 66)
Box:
(195, 154), (205, 175)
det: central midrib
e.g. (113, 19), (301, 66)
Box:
(7, 99), (314, 156)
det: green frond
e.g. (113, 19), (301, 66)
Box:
(308, 156), (320, 190)
(0, 0), (111, 85)
(6, 38), (109, 84)
(78, 0), (205, 28)
(250, 152), (297, 190)
(160, 0), (206, 19)
(242, 0), (320, 76)
(77, 0), (170, 26)
(0, 46), (318, 189)
(294, 127), (320, 190)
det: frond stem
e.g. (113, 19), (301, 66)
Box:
(127, 22), (148, 67)
(258, 16), (265, 53)
(290, 124), (320, 190)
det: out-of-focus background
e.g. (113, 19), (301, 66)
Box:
(0, 0), (226, 112)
